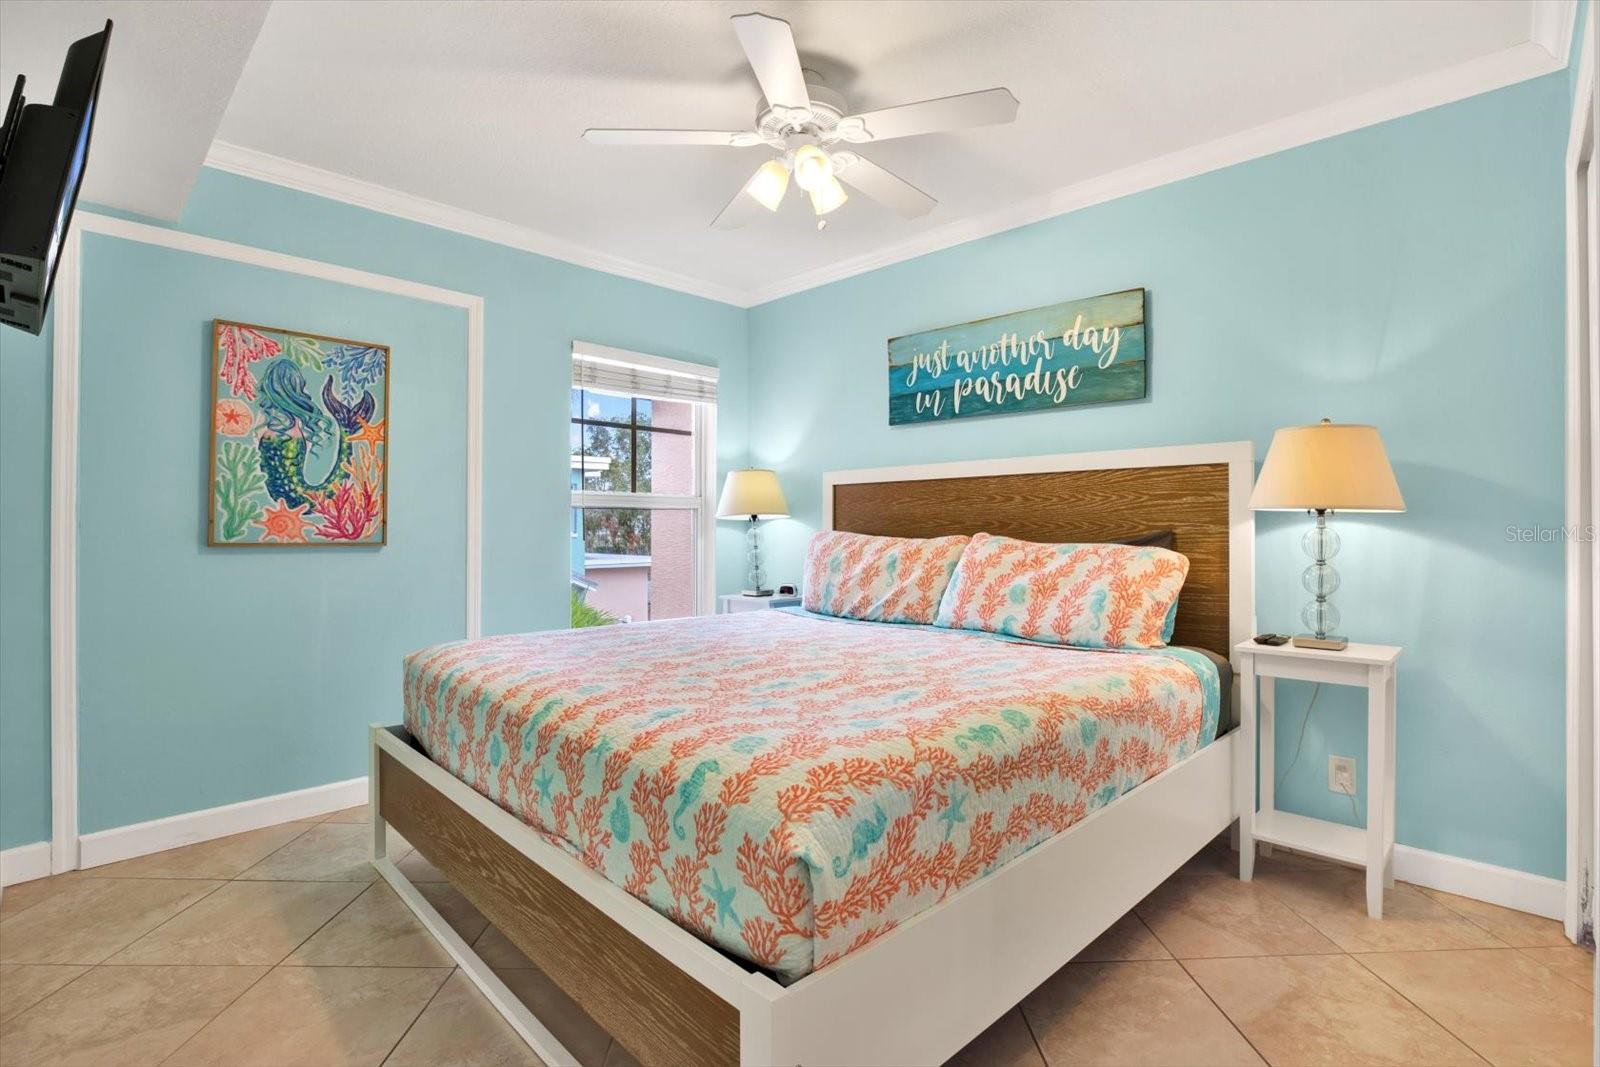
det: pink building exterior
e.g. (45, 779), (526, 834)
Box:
(646, 400), (695, 620)
(580, 399), (696, 622)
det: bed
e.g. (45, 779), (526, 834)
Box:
(369, 440), (1255, 1066)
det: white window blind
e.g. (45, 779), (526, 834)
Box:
(571, 342), (717, 404)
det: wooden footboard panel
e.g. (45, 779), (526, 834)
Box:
(377, 748), (741, 1066)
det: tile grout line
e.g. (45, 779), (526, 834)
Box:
(1139, 861), (1525, 1064)
(1512, 945), (1597, 993)
(0, 960), (100, 1025)
(1171, 955), (1273, 1065)
(153, 962), (280, 1067)
(377, 964), (460, 1066)
(83, 877), (233, 965)
(1344, 950), (1496, 1065)
(154, 821), (400, 1066)
(1014, 1000), (1050, 1067)
(2, 825), (321, 1023)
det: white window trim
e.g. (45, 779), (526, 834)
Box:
(572, 340), (721, 383)
(571, 344), (718, 617)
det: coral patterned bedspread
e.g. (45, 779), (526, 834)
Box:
(402, 609), (1220, 983)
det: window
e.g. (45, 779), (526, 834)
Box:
(569, 343), (716, 626)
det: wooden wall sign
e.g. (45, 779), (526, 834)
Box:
(887, 287), (1147, 425)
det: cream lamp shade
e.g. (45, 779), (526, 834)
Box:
(1250, 420), (1405, 512)
(717, 469), (789, 519)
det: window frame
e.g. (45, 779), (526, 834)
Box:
(571, 391), (694, 495)
(570, 343), (718, 618)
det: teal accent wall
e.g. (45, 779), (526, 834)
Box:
(75, 236), (466, 830)
(0, 319), (53, 850)
(747, 74), (1569, 878)
(0, 168), (749, 846)
(0, 67), (1577, 881)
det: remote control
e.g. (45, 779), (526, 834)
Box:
(1253, 633), (1290, 646)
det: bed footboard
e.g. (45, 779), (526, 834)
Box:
(374, 732), (742, 1067)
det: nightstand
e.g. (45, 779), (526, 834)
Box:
(1234, 639), (1401, 918)
(719, 593), (800, 614)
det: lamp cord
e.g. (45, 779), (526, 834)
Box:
(1275, 683), (1360, 823)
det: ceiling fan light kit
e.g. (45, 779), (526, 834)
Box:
(745, 158), (791, 211)
(808, 174), (848, 216)
(581, 11), (1019, 231)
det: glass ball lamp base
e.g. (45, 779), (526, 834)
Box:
(742, 517), (773, 597)
(1294, 511), (1347, 650)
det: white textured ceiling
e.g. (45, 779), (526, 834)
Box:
(1, 1), (1561, 302)
(0, 0), (269, 221)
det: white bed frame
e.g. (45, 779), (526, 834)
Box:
(372, 440), (1256, 1067)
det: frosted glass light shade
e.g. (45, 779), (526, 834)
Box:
(1250, 420), (1405, 512)
(717, 469), (789, 519)
(745, 160), (790, 211)
(809, 174), (848, 215)
(792, 144), (832, 191)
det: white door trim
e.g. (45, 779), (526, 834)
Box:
(1567, 15), (1597, 945)
(48, 210), (486, 873)
(1567, 10), (1598, 945)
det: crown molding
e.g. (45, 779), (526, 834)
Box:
(203, 141), (751, 308)
(206, 32), (1566, 310)
(1530, 0), (1579, 61)
(743, 40), (1565, 305)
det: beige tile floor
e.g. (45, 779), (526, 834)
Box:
(0, 809), (1591, 1067)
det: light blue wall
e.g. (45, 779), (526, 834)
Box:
(0, 168), (750, 845)
(0, 67), (1576, 880)
(747, 74), (1569, 878)
(0, 319), (53, 850)
(75, 236), (467, 831)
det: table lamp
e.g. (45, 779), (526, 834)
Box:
(1249, 419), (1405, 650)
(717, 469), (789, 596)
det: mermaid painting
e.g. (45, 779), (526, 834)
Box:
(208, 319), (389, 546)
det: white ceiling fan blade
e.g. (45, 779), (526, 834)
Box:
(836, 88), (1018, 143)
(583, 128), (756, 146)
(730, 13), (811, 112)
(711, 164), (781, 229)
(833, 153), (935, 219)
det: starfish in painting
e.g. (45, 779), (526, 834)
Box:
(214, 398), (254, 437)
(348, 416), (386, 451)
(255, 499), (315, 543)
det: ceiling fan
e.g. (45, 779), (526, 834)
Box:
(582, 12), (1019, 230)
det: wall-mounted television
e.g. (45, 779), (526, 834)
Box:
(0, 20), (112, 336)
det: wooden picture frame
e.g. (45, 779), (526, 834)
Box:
(208, 319), (390, 547)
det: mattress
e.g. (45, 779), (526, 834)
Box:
(403, 608), (1221, 983)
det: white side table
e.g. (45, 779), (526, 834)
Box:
(1234, 639), (1402, 918)
(719, 594), (801, 614)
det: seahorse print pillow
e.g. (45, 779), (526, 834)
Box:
(802, 531), (971, 625)
(934, 532), (1190, 649)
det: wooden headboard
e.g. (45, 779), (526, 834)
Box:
(824, 443), (1255, 658)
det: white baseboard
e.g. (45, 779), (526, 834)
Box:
(1392, 844), (1565, 920)
(77, 776), (369, 871)
(17, 773), (1569, 925)
(0, 842), (52, 887)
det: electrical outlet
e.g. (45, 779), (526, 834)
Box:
(1328, 755), (1357, 796)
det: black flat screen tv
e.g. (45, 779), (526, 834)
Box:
(0, 20), (112, 336)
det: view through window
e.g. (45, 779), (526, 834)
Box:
(570, 387), (701, 624)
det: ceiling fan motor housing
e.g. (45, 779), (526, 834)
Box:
(757, 82), (849, 145)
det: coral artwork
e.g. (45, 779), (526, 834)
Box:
(208, 319), (389, 546)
